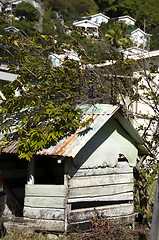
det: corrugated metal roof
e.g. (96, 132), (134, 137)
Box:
(37, 104), (120, 157)
(1, 104), (120, 156)
(1, 140), (18, 154)
(1, 104), (149, 156)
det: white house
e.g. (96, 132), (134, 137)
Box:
(5, 26), (19, 34)
(3, 0), (37, 13)
(117, 15), (136, 26)
(82, 13), (110, 25)
(3, 0), (22, 13)
(128, 49), (159, 62)
(128, 28), (151, 49)
(123, 50), (159, 158)
(72, 19), (99, 36)
(49, 50), (80, 67)
(72, 13), (110, 37)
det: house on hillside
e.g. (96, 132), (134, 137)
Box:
(117, 15), (136, 26)
(128, 49), (159, 62)
(72, 20), (99, 36)
(82, 13), (110, 25)
(2, 0), (37, 14)
(0, 71), (18, 88)
(1, 104), (149, 232)
(72, 13), (110, 36)
(5, 26), (19, 34)
(49, 50), (80, 67)
(120, 49), (159, 160)
(128, 28), (151, 49)
(3, 0), (22, 13)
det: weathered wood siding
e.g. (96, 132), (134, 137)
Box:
(24, 185), (67, 232)
(68, 161), (134, 202)
(68, 203), (134, 222)
(68, 203), (134, 230)
(67, 161), (134, 227)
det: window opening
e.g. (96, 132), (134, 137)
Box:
(35, 155), (64, 184)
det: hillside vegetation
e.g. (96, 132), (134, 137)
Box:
(41, 0), (159, 50)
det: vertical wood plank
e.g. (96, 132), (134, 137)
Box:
(27, 157), (35, 185)
(64, 159), (69, 232)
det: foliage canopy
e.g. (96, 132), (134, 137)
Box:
(42, 0), (98, 23)
(14, 1), (40, 22)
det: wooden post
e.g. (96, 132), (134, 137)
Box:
(150, 173), (159, 240)
(64, 158), (69, 233)
(27, 157), (35, 185)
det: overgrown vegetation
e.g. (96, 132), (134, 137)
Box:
(14, 2), (40, 22)
(69, 210), (150, 240)
(41, 0), (98, 24)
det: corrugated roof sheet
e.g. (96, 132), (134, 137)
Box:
(1, 104), (120, 156)
(1, 140), (18, 154)
(1, 104), (150, 156)
(37, 104), (120, 157)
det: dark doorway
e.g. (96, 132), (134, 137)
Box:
(35, 155), (64, 185)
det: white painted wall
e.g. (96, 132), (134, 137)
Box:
(49, 50), (80, 67)
(73, 118), (138, 169)
(73, 20), (99, 36)
(130, 69), (159, 153)
(131, 29), (147, 48)
(118, 16), (136, 26)
(90, 14), (109, 25)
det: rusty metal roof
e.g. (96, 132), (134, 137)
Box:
(37, 104), (120, 157)
(1, 140), (18, 154)
(1, 104), (120, 156)
(1, 104), (149, 157)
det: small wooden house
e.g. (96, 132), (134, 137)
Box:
(1, 104), (149, 232)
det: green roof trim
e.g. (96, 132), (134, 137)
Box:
(127, 29), (135, 34)
(114, 111), (150, 155)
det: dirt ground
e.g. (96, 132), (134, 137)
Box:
(1, 221), (150, 240)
